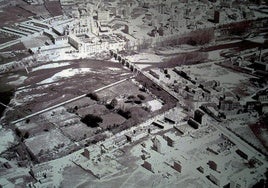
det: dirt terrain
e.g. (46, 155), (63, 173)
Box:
(4, 59), (131, 122)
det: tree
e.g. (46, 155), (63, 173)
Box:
(81, 114), (103, 127)
(86, 93), (100, 101)
(118, 109), (131, 119)
(127, 95), (135, 99)
(110, 98), (118, 107)
(15, 128), (21, 137)
(134, 100), (142, 104)
(91, 134), (106, 144)
(137, 94), (146, 100)
(24, 131), (29, 139)
(228, 21), (251, 36)
(106, 98), (118, 109)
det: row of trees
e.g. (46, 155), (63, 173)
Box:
(219, 20), (252, 36)
(123, 28), (215, 51)
(159, 51), (208, 68)
(153, 28), (215, 47)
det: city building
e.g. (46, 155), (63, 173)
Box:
(188, 118), (200, 129)
(152, 135), (166, 153)
(194, 109), (206, 124)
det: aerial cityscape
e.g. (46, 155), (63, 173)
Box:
(0, 0), (267, 187)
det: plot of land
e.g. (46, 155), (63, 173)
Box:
(5, 59), (130, 122)
(24, 129), (71, 157)
(0, 6), (34, 27)
(44, 0), (63, 17)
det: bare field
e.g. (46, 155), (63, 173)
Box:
(5, 59), (131, 122)
(0, 6), (34, 27)
(44, 0), (63, 17)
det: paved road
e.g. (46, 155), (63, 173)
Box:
(0, 102), (11, 109)
(11, 76), (134, 125)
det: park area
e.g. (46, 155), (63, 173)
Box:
(5, 58), (174, 163)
